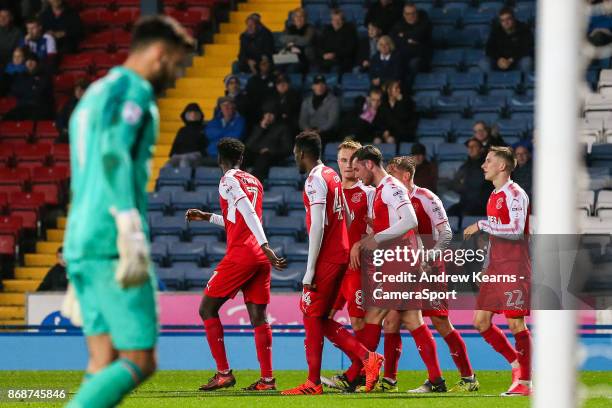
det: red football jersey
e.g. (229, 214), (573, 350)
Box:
(303, 164), (349, 265)
(344, 181), (375, 248)
(219, 169), (267, 264)
(478, 179), (530, 264)
(409, 186), (449, 249)
(372, 175), (413, 233)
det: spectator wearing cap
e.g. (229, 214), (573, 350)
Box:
(168, 103), (207, 168)
(473, 120), (506, 150)
(55, 77), (88, 143)
(369, 35), (402, 87)
(238, 13), (274, 74)
(378, 79), (417, 142)
(245, 102), (292, 181)
(222, 74), (248, 117)
(356, 22), (382, 73)
(271, 74), (302, 133)
(246, 55), (277, 127)
(205, 97), (246, 157)
(280, 7), (316, 72)
(481, 6), (534, 73)
(20, 17), (57, 64)
(448, 137), (493, 216)
(0, 8), (23, 66)
(365, 0), (403, 35)
(410, 143), (437, 193)
(299, 75), (340, 142)
(318, 8), (358, 73)
(6, 53), (53, 120)
(40, 0), (82, 53)
(512, 144), (532, 198)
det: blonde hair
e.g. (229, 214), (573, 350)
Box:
(337, 138), (362, 152)
(489, 146), (517, 172)
(292, 7), (306, 18)
(387, 156), (416, 177)
(378, 35), (395, 52)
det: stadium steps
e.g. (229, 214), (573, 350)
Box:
(0, 293), (25, 306)
(149, 0), (299, 192)
(0, 306), (24, 319)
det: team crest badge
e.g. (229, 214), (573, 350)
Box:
(351, 192), (362, 203)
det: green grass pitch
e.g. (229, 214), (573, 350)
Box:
(0, 370), (610, 407)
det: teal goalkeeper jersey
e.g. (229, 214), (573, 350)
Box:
(64, 66), (159, 262)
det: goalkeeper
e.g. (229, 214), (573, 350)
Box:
(62, 16), (193, 408)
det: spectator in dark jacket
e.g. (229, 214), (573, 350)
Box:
(271, 74), (302, 133)
(410, 143), (438, 193)
(481, 7), (534, 73)
(246, 55), (277, 127)
(37, 246), (67, 291)
(40, 0), (82, 53)
(245, 102), (293, 181)
(6, 53), (53, 120)
(356, 22), (382, 72)
(390, 2), (432, 80)
(20, 17), (56, 63)
(205, 97), (246, 157)
(378, 79), (417, 142)
(4, 46), (26, 74)
(318, 8), (358, 73)
(369, 35), (402, 87)
(299, 75), (340, 142)
(168, 103), (207, 168)
(237, 13), (274, 74)
(473, 120), (506, 151)
(280, 7), (316, 71)
(55, 78), (87, 143)
(448, 138), (493, 216)
(364, 0), (403, 34)
(0, 8), (23, 66)
(343, 87), (385, 143)
(512, 144), (532, 198)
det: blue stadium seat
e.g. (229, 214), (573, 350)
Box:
(507, 95), (534, 113)
(171, 191), (208, 211)
(191, 235), (221, 245)
(472, 112), (501, 124)
(157, 167), (191, 189)
(525, 71), (535, 89)
(438, 160), (464, 180)
(432, 26), (452, 47)
(341, 73), (370, 92)
(430, 8), (462, 27)
(287, 209), (306, 219)
(487, 71), (522, 90)
(463, 49), (486, 68)
(285, 191), (304, 210)
(463, 8), (496, 26)
(263, 191), (285, 211)
(148, 191), (171, 212)
(304, 5), (324, 25)
(495, 119), (527, 138)
(268, 235), (298, 248)
(206, 242), (227, 262)
(438, 143), (467, 162)
(432, 95), (469, 114)
(452, 118), (476, 139)
(187, 218), (224, 238)
(374, 143), (397, 160)
(285, 242), (309, 262)
(156, 266), (185, 290)
(267, 166), (301, 188)
(478, 2), (504, 13)
(341, 90), (365, 112)
(157, 185), (186, 194)
(150, 215), (186, 239)
(470, 95), (506, 113)
(413, 73), (447, 92)
(590, 144), (612, 167)
(305, 73), (339, 88)
(268, 185), (298, 193)
(447, 215), (460, 234)
(266, 216), (303, 237)
(431, 49), (464, 70)
(417, 119), (452, 139)
(194, 167), (223, 186)
(271, 267), (302, 290)
(504, 136), (521, 145)
(488, 89), (515, 97)
(399, 142), (436, 161)
(323, 142), (341, 162)
(414, 95), (433, 114)
(287, 73), (304, 90)
(152, 235), (181, 244)
(418, 137), (446, 158)
(150, 241), (167, 265)
(184, 264), (214, 290)
(339, 5), (365, 24)
(461, 215), (482, 229)
(168, 242), (206, 264)
(446, 28), (482, 48)
(448, 72), (485, 91)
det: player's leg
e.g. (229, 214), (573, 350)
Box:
(502, 316), (532, 396)
(361, 307), (388, 351)
(85, 335), (118, 377)
(402, 310), (446, 393)
(380, 311), (401, 391)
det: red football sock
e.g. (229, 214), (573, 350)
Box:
(481, 325), (518, 364)
(254, 323), (273, 379)
(514, 329), (532, 381)
(323, 319), (369, 360)
(383, 332), (402, 381)
(411, 324), (443, 383)
(361, 323), (382, 352)
(203, 318), (229, 372)
(343, 328), (366, 382)
(303, 316), (324, 384)
(443, 330), (473, 377)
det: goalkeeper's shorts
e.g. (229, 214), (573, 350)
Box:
(68, 258), (158, 350)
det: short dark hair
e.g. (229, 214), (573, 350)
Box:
(351, 145), (383, 166)
(57, 246), (63, 254)
(25, 17), (41, 26)
(499, 6), (515, 17)
(131, 15), (194, 52)
(295, 130), (322, 159)
(217, 138), (245, 165)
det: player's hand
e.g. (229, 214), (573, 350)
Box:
(463, 222), (480, 240)
(261, 243), (288, 271)
(349, 241), (362, 270)
(60, 284), (82, 327)
(185, 209), (211, 222)
(113, 209), (150, 288)
(303, 283), (317, 292)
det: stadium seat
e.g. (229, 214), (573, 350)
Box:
(418, 137), (446, 158)
(284, 242), (308, 262)
(171, 191), (208, 211)
(51, 144), (70, 164)
(470, 95), (506, 113)
(9, 192), (45, 211)
(0, 121), (34, 141)
(15, 144), (52, 168)
(168, 241), (206, 263)
(438, 143), (467, 162)
(446, 28), (482, 47)
(507, 95), (534, 113)
(463, 7), (496, 26)
(413, 73), (447, 92)
(0, 234), (16, 256)
(413, 94), (432, 114)
(183, 264), (213, 290)
(432, 95), (469, 114)
(267, 166), (301, 188)
(271, 266), (303, 290)
(156, 266), (185, 290)
(31, 184), (60, 206)
(0, 167), (30, 187)
(431, 49), (464, 70)
(206, 241), (227, 262)
(93, 52), (129, 69)
(150, 241), (168, 265)
(157, 167), (192, 189)
(447, 215), (460, 234)
(305, 73), (338, 89)
(323, 142), (340, 162)
(35, 121), (60, 141)
(194, 167), (223, 186)
(438, 160), (464, 181)
(187, 218), (224, 238)
(59, 53), (95, 71)
(495, 119), (527, 138)
(596, 190), (612, 215)
(487, 71), (522, 90)
(263, 191), (285, 211)
(150, 215), (186, 239)
(590, 144), (612, 167)
(0, 96), (17, 115)
(284, 191), (304, 210)
(266, 216), (303, 237)
(148, 191), (171, 212)
(0, 144), (14, 166)
(461, 215), (482, 229)
(0, 215), (23, 240)
(430, 7), (462, 27)
(448, 72), (485, 92)
(80, 30), (115, 51)
(374, 143), (396, 160)
(463, 49), (486, 69)
(9, 209), (38, 230)
(417, 119), (452, 139)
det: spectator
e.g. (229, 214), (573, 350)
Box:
(390, 2), (433, 82)
(4, 47), (27, 75)
(168, 103), (207, 168)
(222, 74), (248, 117)
(356, 22), (382, 72)
(588, 10), (612, 46)
(364, 0), (403, 34)
(448, 138), (493, 216)
(37, 246), (67, 291)
(378, 79), (417, 142)
(369, 35), (402, 87)
(482, 7), (534, 73)
(245, 101), (292, 181)
(6, 53), (53, 120)
(0, 8), (23, 66)
(20, 17), (57, 63)
(55, 77), (87, 143)
(473, 120), (506, 150)
(279, 7), (316, 72)
(512, 144), (532, 198)
(246, 55), (277, 126)
(271, 73), (302, 132)
(344, 87), (385, 143)
(318, 8), (358, 73)
(40, 0), (82, 53)
(205, 97), (246, 157)
(299, 75), (340, 141)
(410, 143), (438, 193)
(237, 13), (274, 74)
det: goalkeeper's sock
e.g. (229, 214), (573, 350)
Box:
(383, 332), (402, 381)
(513, 329), (532, 381)
(443, 330), (473, 378)
(481, 325), (518, 364)
(304, 316), (324, 384)
(68, 358), (145, 408)
(361, 323), (382, 352)
(411, 324), (443, 383)
(203, 318), (230, 372)
(254, 323), (273, 379)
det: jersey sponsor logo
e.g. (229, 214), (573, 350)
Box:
(488, 215), (501, 224)
(122, 101), (143, 125)
(496, 197), (504, 210)
(351, 192), (363, 203)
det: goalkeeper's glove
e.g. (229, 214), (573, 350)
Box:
(113, 208), (150, 288)
(60, 284), (82, 327)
